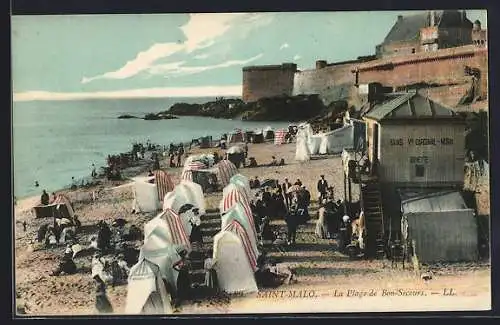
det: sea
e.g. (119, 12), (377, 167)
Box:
(13, 97), (292, 199)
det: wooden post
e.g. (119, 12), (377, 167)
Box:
(343, 169), (347, 204)
(348, 179), (352, 206)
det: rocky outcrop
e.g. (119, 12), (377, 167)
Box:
(118, 113), (178, 120)
(241, 95), (326, 121)
(168, 98), (245, 118)
(166, 95), (326, 121)
(144, 112), (178, 120)
(118, 114), (140, 119)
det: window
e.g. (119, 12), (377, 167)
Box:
(415, 164), (425, 177)
(412, 48), (416, 53)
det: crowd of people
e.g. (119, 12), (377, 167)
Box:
(168, 143), (186, 168)
(247, 173), (357, 252)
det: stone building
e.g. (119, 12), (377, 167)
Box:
(242, 63), (297, 103)
(376, 10), (474, 58)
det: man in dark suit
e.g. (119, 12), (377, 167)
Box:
(317, 175), (329, 202)
(281, 178), (292, 210)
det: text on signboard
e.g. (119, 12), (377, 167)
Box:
(389, 137), (453, 146)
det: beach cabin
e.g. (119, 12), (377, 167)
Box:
(400, 190), (477, 263)
(363, 91), (466, 187)
(342, 91), (471, 260)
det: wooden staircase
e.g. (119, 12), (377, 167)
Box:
(188, 209), (222, 285)
(361, 182), (385, 259)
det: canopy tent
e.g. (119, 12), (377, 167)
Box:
(229, 174), (252, 203)
(220, 183), (256, 234)
(318, 124), (354, 155)
(274, 129), (287, 145)
(215, 159), (238, 187)
(32, 194), (75, 219)
(252, 130), (264, 143)
(144, 209), (191, 251)
(163, 180), (206, 216)
(295, 125), (311, 162)
(139, 233), (182, 294)
(264, 126), (275, 140)
(221, 202), (259, 257)
(125, 258), (173, 315)
(228, 129), (245, 143)
(213, 224), (258, 294)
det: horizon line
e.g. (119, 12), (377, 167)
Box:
(12, 85), (243, 102)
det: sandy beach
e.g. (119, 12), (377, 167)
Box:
(14, 140), (491, 316)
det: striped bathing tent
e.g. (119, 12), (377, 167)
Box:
(221, 202), (258, 257)
(144, 209), (191, 250)
(52, 194), (75, 218)
(215, 159), (238, 187)
(274, 128), (287, 145)
(229, 174), (252, 202)
(221, 183), (256, 235)
(223, 220), (258, 271)
(153, 170), (175, 201)
(181, 161), (207, 182)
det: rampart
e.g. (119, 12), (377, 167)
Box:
(242, 63), (297, 102)
(242, 45), (488, 107)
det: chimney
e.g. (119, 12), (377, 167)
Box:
(397, 15), (403, 22)
(429, 11), (435, 26)
(462, 10), (467, 22)
(316, 60), (327, 69)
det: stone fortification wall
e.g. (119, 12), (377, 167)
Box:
(242, 64), (297, 103)
(292, 61), (357, 105)
(356, 45), (488, 99)
(242, 45), (487, 106)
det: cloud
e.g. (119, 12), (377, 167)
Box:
(13, 85), (242, 102)
(82, 43), (184, 83)
(194, 53), (210, 59)
(150, 54), (263, 77)
(293, 54), (302, 60)
(280, 43), (289, 50)
(82, 13), (273, 84)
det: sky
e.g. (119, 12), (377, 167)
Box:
(11, 10), (487, 101)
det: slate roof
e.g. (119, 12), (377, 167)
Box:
(384, 12), (435, 43)
(383, 10), (473, 44)
(364, 92), (461, 121)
